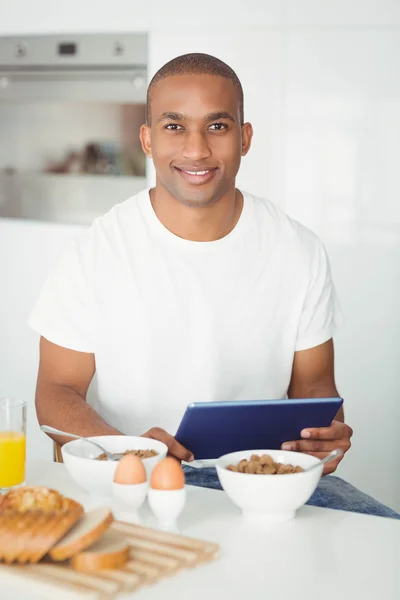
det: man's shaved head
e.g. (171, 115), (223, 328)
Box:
(146, 53), (244, 125)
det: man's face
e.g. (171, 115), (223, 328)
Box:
(140, 74), (253, 208)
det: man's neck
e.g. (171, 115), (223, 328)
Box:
(149, 185), (243, 242)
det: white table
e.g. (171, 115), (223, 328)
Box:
(3, 460), (399, 600)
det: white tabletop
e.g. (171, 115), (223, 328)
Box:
(3, 460), (399, 600)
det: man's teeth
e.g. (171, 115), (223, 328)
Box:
(184, 170), (210, 175)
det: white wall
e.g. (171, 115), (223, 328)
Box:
(0, 219), (85, 461)
(0, 0), (399, 511)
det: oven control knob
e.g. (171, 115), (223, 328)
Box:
(114, 42), (124, 56)
(15, 43), (27, 58)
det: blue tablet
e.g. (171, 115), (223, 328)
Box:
(175, 397), (343, 460)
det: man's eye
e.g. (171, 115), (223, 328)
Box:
(209, 123), (227, 131)
(164, 124), (183, 130)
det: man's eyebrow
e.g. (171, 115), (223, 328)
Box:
(205, 111), (236, 123)
(156, 112), (185, 123)
(156, 111), (236, 123)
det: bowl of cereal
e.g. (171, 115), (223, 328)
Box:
(62, 435), (168, 497)
(216, 449), (323, 523)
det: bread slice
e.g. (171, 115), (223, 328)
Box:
(0, 486), (82, 513)
(0, 488), (83, 565)
(49, 507), (113, 562)
(0, 512), (19, 560)
(32, 510), (84, 564)
(3, 511), (37, 564)
(17, 512), (49, 564)
(0, 512), (22, 562)
(71, 530), (130, 572)
(31, 514), (61, 564)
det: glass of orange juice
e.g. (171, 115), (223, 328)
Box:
(0, 398), (27, 494)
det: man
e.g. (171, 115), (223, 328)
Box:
(30, 53), (352, 476)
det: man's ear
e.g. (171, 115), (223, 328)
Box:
(241, 122), (253, 156)
(140, 124), (152, 159)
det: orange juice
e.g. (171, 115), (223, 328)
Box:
(0, 431), (26, 488)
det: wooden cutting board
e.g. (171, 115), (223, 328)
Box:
(0, 519), (220, 599)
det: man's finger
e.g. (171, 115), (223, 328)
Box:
(167, 438), (195, 462)
(300, 420), (352, 441)
(142, 427), (194, 462)
(281, 439), (336, 453)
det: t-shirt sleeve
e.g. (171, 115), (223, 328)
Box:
(295, 234), (342, 352)
(28, 234), (95, 353)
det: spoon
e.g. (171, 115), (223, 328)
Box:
(304, 448), (343, 472)
(40, 425), (124, 461)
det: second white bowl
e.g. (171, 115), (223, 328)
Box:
(216, 449), (323, 523)
(62, 435), (168, 497)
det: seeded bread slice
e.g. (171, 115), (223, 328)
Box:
(17, 512), (49, 564)
(0, 512), (22, 562)
(3, 511), (37, 564)
(0, 487), (82, 513)
(32, 510), (83, 564)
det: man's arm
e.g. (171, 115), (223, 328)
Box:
(283, 338), (352, 474)
(288, 338), (344, 421)
(35, 337), (122, 447)
(36, 336), (194, 461)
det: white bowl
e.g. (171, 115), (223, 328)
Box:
(61, 435), (168, 497)
(216, 449), (323, 523)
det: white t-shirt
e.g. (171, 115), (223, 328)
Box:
(29, 189), (341, 435)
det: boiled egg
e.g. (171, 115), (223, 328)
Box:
(113, 453), (147, 485)
(150, 457), (185, 490)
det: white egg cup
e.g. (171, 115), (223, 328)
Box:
(147, 487), (186, 533)
(112, 481), (148, 524)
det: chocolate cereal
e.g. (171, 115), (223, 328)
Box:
(227, 454), (304, 475)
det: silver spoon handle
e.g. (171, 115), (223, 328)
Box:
(307, 448), (343, 472)
(40, 425), (84, 440)
(320, 448), (343, 464)
(40, 425), (108, 456)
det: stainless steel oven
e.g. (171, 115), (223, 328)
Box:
(0, 33), (148, 224)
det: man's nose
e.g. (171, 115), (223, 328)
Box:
(182, 131), (211, 161)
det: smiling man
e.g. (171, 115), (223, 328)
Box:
(28, 53), (399, 518)
(30, 54), (400, 516)
(30, 52), (351, 469)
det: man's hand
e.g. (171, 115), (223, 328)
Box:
(141, 427), (194, 463)
(281, 420), (353, 475)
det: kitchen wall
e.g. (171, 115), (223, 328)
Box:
(0, 0), (399, 510)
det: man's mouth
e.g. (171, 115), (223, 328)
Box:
(180, 169), (210, 175)
(173, 166), (218, 185)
